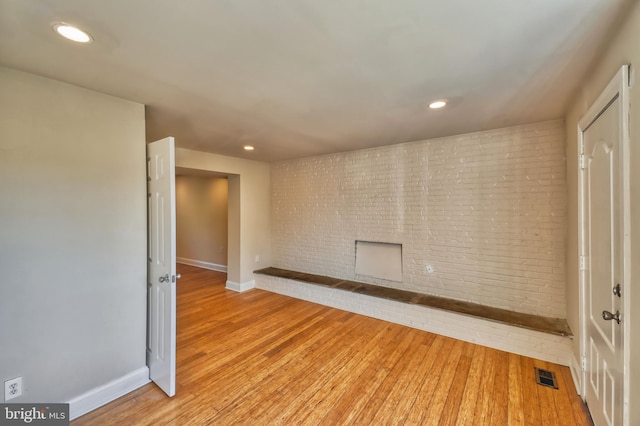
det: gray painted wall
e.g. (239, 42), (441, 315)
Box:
(0, 67), (147, 402)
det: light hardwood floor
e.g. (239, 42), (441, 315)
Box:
(73, 265), (592, 425)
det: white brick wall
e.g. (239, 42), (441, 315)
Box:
(272, 120), (567, 318)
(255, 275), (573, 366)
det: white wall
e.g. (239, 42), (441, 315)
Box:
(176, 175), (228, 268)
(565, 1), (640, 423)
(272, 121), (567, 318)
(0, 68), (147, 402)
(175, 149), (271, 286)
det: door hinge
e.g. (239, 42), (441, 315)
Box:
(581, 356), (586, 371)
(579, 255), (587, 271)
(579, 153), (586, 170)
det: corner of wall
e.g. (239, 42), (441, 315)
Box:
(68, 367), (150, 420)
(225, 280), (255, 292)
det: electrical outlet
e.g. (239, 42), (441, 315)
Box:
(4, 377), (23, 401)
(426, 265), (434, 274)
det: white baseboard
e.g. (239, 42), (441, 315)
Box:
(177, 257), (227, 273)
(68, 366), (150, 420)
(569, 352), (584, 397)
(226, 279), (255, 292)
(255, 275), (574, 366)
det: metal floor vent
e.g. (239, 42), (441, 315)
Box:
(534, 368), (558, 389)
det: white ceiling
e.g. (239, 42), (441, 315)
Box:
(0, 0), (631, 162)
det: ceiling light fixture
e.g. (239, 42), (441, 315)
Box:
(243, 145), (255, 151)
(428, 100), (447, 109)
(53, 23), (93, 43)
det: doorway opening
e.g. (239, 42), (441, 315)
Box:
(175, 169), (230, 273)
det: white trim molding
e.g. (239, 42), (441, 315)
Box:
(226, 280), (255, 292)
(68, 366), (150, 420)
(177, 257), (227, 273)
(569, 353), (583, 397)
(255, 275), (574, 367)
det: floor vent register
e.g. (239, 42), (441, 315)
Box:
(534, 367), (558, 389)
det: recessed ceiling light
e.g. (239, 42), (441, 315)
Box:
(243, 145), (255, 151)
(428, 100), (447, 109)
(53, 23), (93, 43)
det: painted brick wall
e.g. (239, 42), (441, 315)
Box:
(271, 120), (567, 318)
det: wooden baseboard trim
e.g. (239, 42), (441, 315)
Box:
(569, 353), (584, 397)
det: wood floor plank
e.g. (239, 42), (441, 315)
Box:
(333, 330), (419, 425)
(508, 352), (526, 425)
(422, 339), (465, 426)
(534, 360), (561, 426)
(268, 321), (380, 423)
(210, 310), (385, 421)
(381, 334), (437, 425)
(352, 333), (437, 425)
(202, 311), (364, 418)
(489, 350), (510, 425)
(472, 347), (499, 426)
(316, 333), (419, 424)
(438, 341), (475, 426)
(72, 265), (593, 426)
(520, 356), (543, 426)
(177, 300), (325, 388)
(208, 312), (375, 423)
(455, 345), (487, 426)
(402, 336), (455, 425)
(283, 325), (410, 424)
(558, 365), (593, 426)
(551, 360), (587, 426)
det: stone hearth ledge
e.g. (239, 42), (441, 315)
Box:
(254, 267), (572, 337)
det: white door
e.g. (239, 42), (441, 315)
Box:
(580, 67), (629, 426)
(147, 137), (177, 397)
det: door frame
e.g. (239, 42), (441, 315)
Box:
(577, 65), (631, 423)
